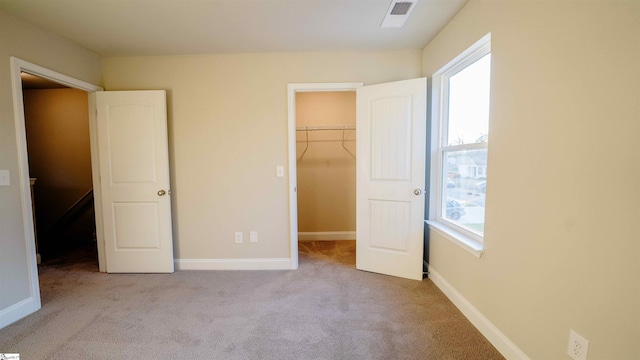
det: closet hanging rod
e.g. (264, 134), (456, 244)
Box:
(296, 125), (356, 160)
(296, 125), (355, 131)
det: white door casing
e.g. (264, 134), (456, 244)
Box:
(287, 82), (364, 269)
(95, 90), (174, 273)
(3, 58), (104, 329)
(356, 78), (427, 281)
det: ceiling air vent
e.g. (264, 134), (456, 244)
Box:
(390, 2), (413, 15)
(381, 0), (418, 28)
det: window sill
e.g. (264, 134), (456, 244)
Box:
(425, 220), (484, 258)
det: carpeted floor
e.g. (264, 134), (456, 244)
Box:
(0, 241), (503, 359)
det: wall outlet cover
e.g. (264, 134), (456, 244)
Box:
(0, 170), (10, 186)
(567, 329), (589, 360)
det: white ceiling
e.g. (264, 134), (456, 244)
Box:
(0, 0), (467, 57)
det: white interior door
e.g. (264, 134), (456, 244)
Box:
(94, 90), (174, 273)
(356, 78), (427, 281)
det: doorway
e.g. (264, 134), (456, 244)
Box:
(295, 91), (357, 265)
(21, 73), (96, 265)
(10, 58), (104, 279)
(286, 83), (363, 269)
(288, 79), (427, 280)
(7, 57), (103, 324)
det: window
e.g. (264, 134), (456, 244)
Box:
(429, 34), (491, 255)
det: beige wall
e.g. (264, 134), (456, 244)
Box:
(0, 11), (102, 311)
(296, 91), (356, 233)
(6, 4), (636, 357)
(422, 1), (640, 358)
(103, 51), (421, 259)
(24, 88), (92, 236)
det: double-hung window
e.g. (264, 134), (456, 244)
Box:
(429, 34), (491, 255)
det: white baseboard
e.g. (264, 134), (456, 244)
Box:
(175, 258), (292, 270)
(298, 231), (356, 241)
(427, 266), (530, 360)
(0, 297), (39, 329)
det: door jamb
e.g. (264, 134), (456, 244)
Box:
(10, 57), (105, 281)
(286, 82), (363, 269)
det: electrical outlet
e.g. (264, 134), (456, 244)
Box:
(234, 232), (243, 243)
(250, 231), (258, 243)
(0, 170), (10, 186)
(567, 329), (589, 360)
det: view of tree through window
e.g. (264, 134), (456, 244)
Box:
(440, 53), (491, 237)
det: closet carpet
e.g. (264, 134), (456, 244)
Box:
(0, 241), (503, 359)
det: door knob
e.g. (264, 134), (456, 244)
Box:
(157, 190), (166, 196)
(414, 189), (422, 195)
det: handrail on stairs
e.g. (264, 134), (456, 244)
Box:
(46, 188), (94, 234)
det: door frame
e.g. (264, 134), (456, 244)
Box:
(286, 82), (363, 269)
(10, 57), (105, 285)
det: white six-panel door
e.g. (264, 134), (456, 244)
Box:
(95, 91), (174, 273)
(356, 78), (427, 281)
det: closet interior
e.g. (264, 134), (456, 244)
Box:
(295, 91), (356, 245)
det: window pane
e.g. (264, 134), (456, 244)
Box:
(447, 54), (491, 146)
(441, 148), (487, 236)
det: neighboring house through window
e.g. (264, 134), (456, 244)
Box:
(428, 34), (491, 256)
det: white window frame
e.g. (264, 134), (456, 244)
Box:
(427, 33), (491, 257)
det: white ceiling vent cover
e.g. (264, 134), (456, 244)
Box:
(381, 0), (419, 28)
(390, 2), (413, 15)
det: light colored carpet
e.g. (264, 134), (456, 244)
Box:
(0, 241), (503, 359)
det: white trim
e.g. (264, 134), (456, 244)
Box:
(428, 266), (530, 360)
(6, 57), (103, 329)
(428, 34), (491, 249)
(426, 220), (483, 258)
(175, 258), (292, 271)
(0, 298), (39, 329)
(434, 33), (492, 80)
(289, 83), (364, 92)
(11, 58), (100, 91)
(298, 231), (356, 241)
(287, 82), (364, 270)
(10, 58), (105, 277)
(9, 58), (42, 321)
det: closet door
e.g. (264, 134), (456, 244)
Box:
(356, 78), (426, 281)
